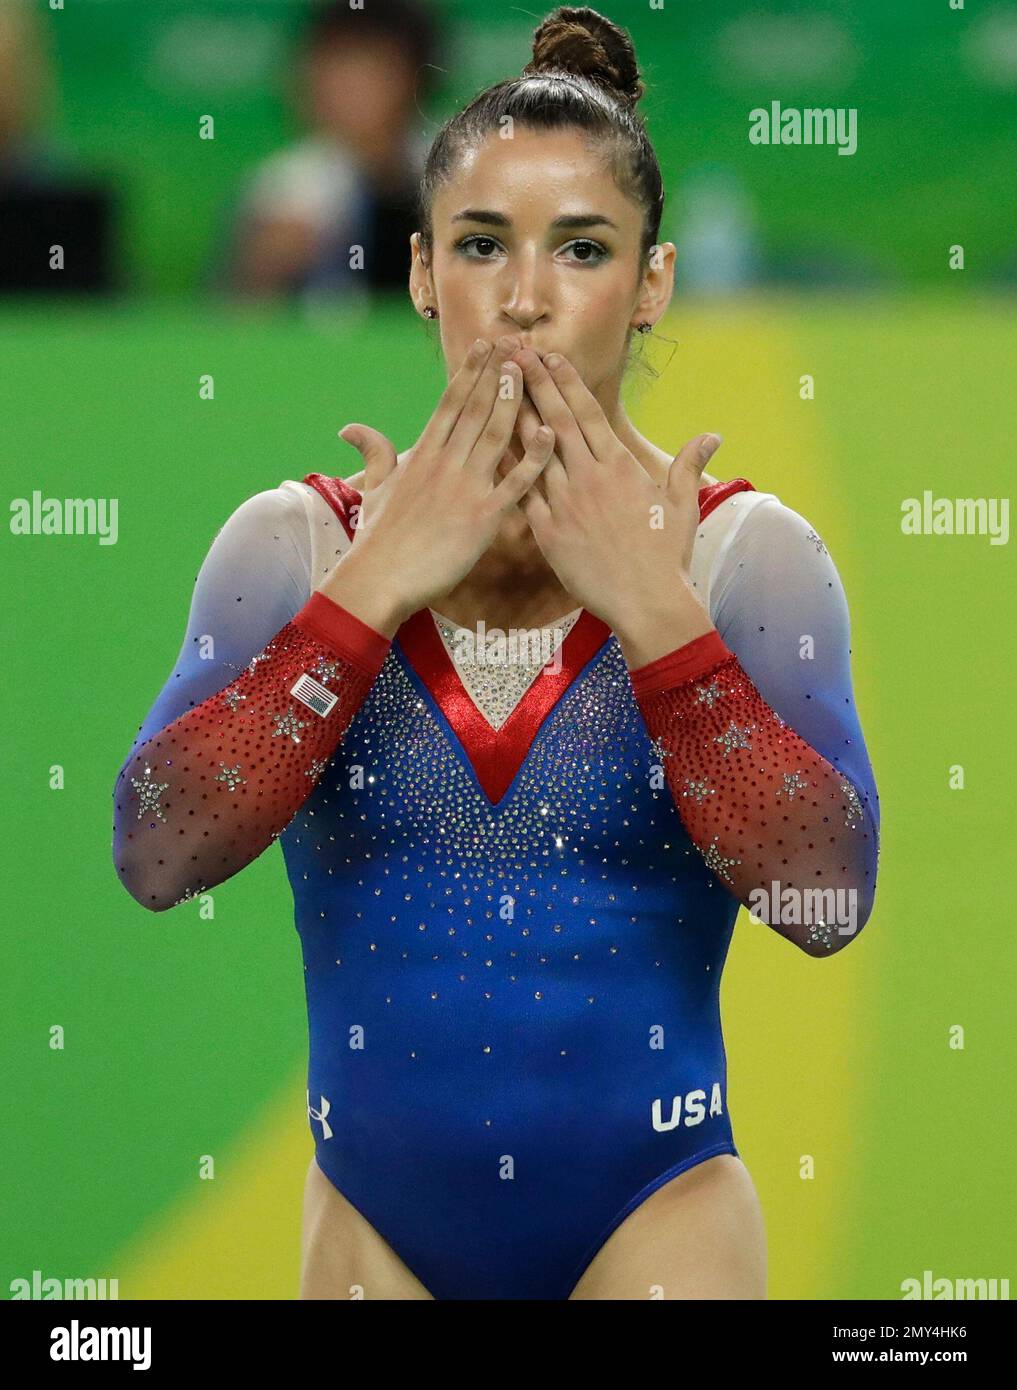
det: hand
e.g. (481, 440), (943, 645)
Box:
(318, 335), (556, 634)
(510, 348), (723, 666)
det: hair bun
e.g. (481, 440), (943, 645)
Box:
(525, 6), (644, 106)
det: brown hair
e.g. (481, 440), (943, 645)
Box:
(417, 6), (664, 268)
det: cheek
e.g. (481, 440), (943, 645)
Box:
(563, 280), (636, 380)
(430, 257), (488, 373)
(433, 255), (498, 337)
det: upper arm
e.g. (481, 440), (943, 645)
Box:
(116, 485), (311, 773)
(711, 495), (880, 832)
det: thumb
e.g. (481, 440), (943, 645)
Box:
(666, 432), (723, 502)
(338, 424), (397, 492)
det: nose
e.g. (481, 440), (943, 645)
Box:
(499, 246), (549, 334)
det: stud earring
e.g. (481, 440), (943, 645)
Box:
(636, 321), (652, 334)
(423, 306), (438, 320)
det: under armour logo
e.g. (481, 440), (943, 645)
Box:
(307, 1090), (333, 1140)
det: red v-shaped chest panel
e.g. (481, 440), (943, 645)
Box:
(302, 471), (755, 805)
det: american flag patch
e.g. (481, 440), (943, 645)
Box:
(290, 672), (338, 717)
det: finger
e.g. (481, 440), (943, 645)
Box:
(517, 390), (568, 503)
(510, 348), (596, 472)
(539, 352), (621, 460)
(446, 337), (520, 464)
(516, 390), (544, 445)
(418, 337), (494, 450)
(517, 478), (553, 543)
(489, 424), (556, 513)
(513, 393), (549, 504)
(462, 358), (526, 479)
(666, 432), (723, 506)
(338, 424), (397, 493)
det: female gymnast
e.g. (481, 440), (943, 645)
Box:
(112, 6), (880, 1300)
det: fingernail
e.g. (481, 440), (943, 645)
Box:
(544, 353), (563, 369)
(699, 433), (723, 462)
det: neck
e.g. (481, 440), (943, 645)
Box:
(603, 387), (672, 483)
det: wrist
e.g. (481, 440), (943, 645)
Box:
(614, 579), (716, 669)
(316, 545), (409, 639)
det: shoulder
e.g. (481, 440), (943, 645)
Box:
(709, 486), (853, 635)
(690, 476), (772, 567)
(695, 475), (828, 552)
(699, 480), (842, 605)
(201, 481), (314, 588)
(213, 480), (310, 540)
(716, 488), (834, 561)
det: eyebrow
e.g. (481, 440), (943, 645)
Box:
(451, 209), (619, 231)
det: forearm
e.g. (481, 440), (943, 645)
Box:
(628, 630), (879, 956)
(112, 593), (390, 912)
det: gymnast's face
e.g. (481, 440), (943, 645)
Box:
(412, 127), (671, 403)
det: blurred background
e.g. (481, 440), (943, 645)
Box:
(2, 0), (1015, 297)
(3, 0), (1015, 1299)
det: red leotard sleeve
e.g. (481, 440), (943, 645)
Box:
(628, 492), (881, 955)
(113, 590), (389, 911)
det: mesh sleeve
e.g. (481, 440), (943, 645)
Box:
(111, 487), (390, 912)
(630, 497), (880, 956)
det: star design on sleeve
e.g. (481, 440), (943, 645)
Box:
(310, 655), (342, 686)
(776, 770), (809, 801)
(305, 756), (329, 781)
(247, 646), (274, 676)
(714, 722), (754, 757)
(215, 762), (246, 791)
(807, 920), (835, 951)
(682, 778), (715, 805)
(223, 688), (247, 712)
(648, 736), (672, 764)
(131, 764), (169, 822)
(695, 679), (725, 708)
(272, 706), (307, 743)
(700, 836), (742, 884)
(173, 883), (208, 907)
(841, 780), (864, 828)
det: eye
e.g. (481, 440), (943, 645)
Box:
(454, 234), (505, 259)
(559, 239), (609, 265)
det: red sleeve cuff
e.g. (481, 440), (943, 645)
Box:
(628, 628), (734, 698)
(292, 590), (392, 677)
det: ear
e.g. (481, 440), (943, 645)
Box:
(630, 241), (676, 332)
(409, 232), (436, 319)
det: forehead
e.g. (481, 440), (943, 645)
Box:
(432, 126), (640, 231)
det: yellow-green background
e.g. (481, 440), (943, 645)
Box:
(2, 0), (1015, 1298)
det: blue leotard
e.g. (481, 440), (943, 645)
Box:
(113, 472), (880, 1299)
